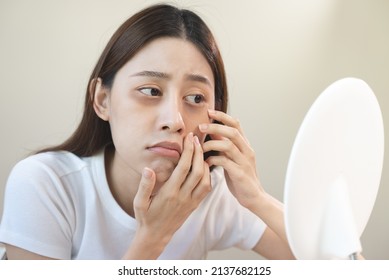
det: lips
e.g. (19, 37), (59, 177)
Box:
(147, 141), (182, 158)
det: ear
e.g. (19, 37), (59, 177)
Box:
(91, 78), (110, 121)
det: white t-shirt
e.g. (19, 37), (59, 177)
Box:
(0, 149), (266, 259)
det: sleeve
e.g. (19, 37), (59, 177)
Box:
(0, 156), (75, 259)
(205, 168), (267, 251)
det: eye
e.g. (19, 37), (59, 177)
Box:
(139, 87), (162, 97)
(185, 94), (205, 104)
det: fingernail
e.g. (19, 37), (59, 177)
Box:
(199, 124), (208, 131)
(143, 167), (153, 179)
(194, 135), (200, 146)
(186, 132), (193, 143)
(208, 109), (216, 115)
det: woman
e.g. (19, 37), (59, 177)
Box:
(0, 4), (294, 260)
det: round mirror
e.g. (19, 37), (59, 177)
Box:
(284, 78), (384, 259)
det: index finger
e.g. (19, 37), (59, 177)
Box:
(207, 109), (244, 134)
(166, 132), (195, 189)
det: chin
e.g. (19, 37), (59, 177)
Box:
(149, 160), (177, 184)
(154, 173), (170, 186)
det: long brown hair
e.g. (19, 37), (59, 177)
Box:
(38, 4), (228, 156)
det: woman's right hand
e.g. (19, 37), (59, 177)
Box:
(122, 132), (211, 259)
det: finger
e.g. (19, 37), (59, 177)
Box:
(206, 155), (240, 174)
(167, 132), (194, 189)
(199, 122), (249, 154)
(133, 167), (156, 213)
(191, 162), (211, 202)
(208, 109), (244, 135)
(181, 135), (204, 194)
(202, 139), (245, 165)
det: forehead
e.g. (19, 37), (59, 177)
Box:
(118, 37), (215, 86)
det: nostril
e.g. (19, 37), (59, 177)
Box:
(162, 125), (183, 134)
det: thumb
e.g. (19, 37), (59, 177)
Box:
(134, 167), (156, 210)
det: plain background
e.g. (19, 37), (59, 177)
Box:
(0, 0), (388, 259)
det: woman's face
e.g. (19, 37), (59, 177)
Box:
(101, 37), (215, 185)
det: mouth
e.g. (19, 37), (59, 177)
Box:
(147, 141), (182, 159)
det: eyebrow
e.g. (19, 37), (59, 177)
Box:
(131, 71), (170, 79)
(186, 73), (212, 87)
(130, 71), (213, 88)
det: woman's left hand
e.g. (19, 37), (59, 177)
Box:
(201, 110), (296, 259)
(200, 109), (264, 210)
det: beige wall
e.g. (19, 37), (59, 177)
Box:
(0, 0), (388, 259)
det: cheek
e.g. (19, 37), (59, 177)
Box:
(108, 107), (149, 150)
(109, 95), (152, 134)
(184, 111), (211, 143)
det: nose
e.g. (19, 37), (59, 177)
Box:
(158, 95), (185, 134)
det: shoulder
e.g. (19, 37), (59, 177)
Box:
(3, 151), (104, 224)
(12, 151), (87, 178)
(6, 151), (98, 197)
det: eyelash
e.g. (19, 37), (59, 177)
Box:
(138, 87), (206, 105)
